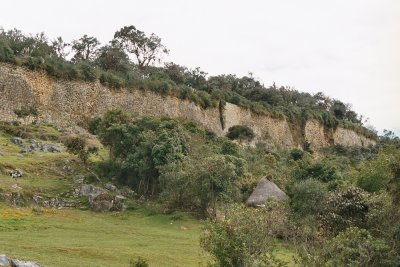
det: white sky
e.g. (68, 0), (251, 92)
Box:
(2, 0), (399, 135)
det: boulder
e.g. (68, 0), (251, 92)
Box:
(10, 259), (43, 267)
(9, 169), (23, 178)
(78, 184), (107, 198)
(0, 255), (10, 266)
(90, 193), (114, 212)
(246, 177), (287, 207)
(104, 183), (117, 191)
(11, 137), (23, 145)
(20, 145), (34, 153)
(73, 175), (85, 184)
(90, 193), (126, 212)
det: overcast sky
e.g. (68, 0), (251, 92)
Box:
(2, 0), (399, 135)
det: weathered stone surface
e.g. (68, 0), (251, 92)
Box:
(89, 193), (126, 212)
(78, 184), (107, 197)
(9, 169), (23, 178)
(10, 259), (43, 267)
(0, 63), (376, 149)
(0, 254), (10, 266)
(11, 137), (23, 145)
(73, 175), (85, 184)
(0, 255), (43, 267)
(104, 183), (117, 191)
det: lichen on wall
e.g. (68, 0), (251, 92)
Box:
(0, 63), (376, 149)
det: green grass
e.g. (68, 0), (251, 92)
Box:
(0, 206), (210, 267)
(0, 131), (75, 197)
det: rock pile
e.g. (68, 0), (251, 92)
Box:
(75, 184), (129, 212)
(11, 137), (61, 154)
(9, 169), (23, 178)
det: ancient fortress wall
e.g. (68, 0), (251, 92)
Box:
(0, 63), (375, 149)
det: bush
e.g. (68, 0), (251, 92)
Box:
(290, 148), (304, 161)
(129, 257), (149, 267)
(320, 186), (369, 235)
(226, 125), (255, 141)
(323, 227), (398, 266)
(79, 63), (97, 82)
(289, 179), (327, 216)
(221, 140), (240, 156)
(99, 72), (124, 89)
(201, 204), (291, 267)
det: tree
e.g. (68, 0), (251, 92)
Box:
(71, 35), (100, 62)
(113, 25), (169, 71)
(226, 125), (255, 142)
(95, 45), (130, 73)
(330, 100), (347, 120)
(160, 153), (246, 217)
(63, 135), (98, 166)
(51, 37), (70, 59)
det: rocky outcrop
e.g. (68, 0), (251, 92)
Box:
(0, 63), (376, 149)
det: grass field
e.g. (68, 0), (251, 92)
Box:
(0, 206), (210, 267)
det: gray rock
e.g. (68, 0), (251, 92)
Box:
(42, 144), (61, 153)
(20, 145), (34, 153)
(0, 254), (10, 266)
(90, 193), (114, 212)
(28, 139), (38, 149)
(16, 154), (24, 158)
(11, 137), (23, 145)
(104, 183), (117, 191)
(73, 175), (85, 184)
(10, 192), (25, 206)
(32, 195), (43, 204)
(119, 187), (135, 198)
(79, 184), (107, 197)
(10, 259), (43, 267)
(9, 169), (23, 178)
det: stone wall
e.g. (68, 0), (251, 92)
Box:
(0, 63), (376, 149)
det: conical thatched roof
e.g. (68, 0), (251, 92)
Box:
(246, 177), (287, 207)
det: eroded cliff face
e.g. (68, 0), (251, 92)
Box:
(0, 63), (376, 149)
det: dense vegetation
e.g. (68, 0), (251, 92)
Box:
(0, 110), (398, 266)
(0, 26), (376, 139)
(85, 110), (399, 266)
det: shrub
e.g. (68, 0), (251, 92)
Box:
(226, 125), (255, 141)
(290, 148), (304, 161)
(289, 179), (328, 216)
(221, 140), (240, 156)
(320, 186), (369, 235)
(129, 257), (149, 267)
(78, 63), (97, 82)
(323, 227), (398, 267)
(201, 203), (291, 267)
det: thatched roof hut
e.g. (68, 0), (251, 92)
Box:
(246, 177), (287, 207)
